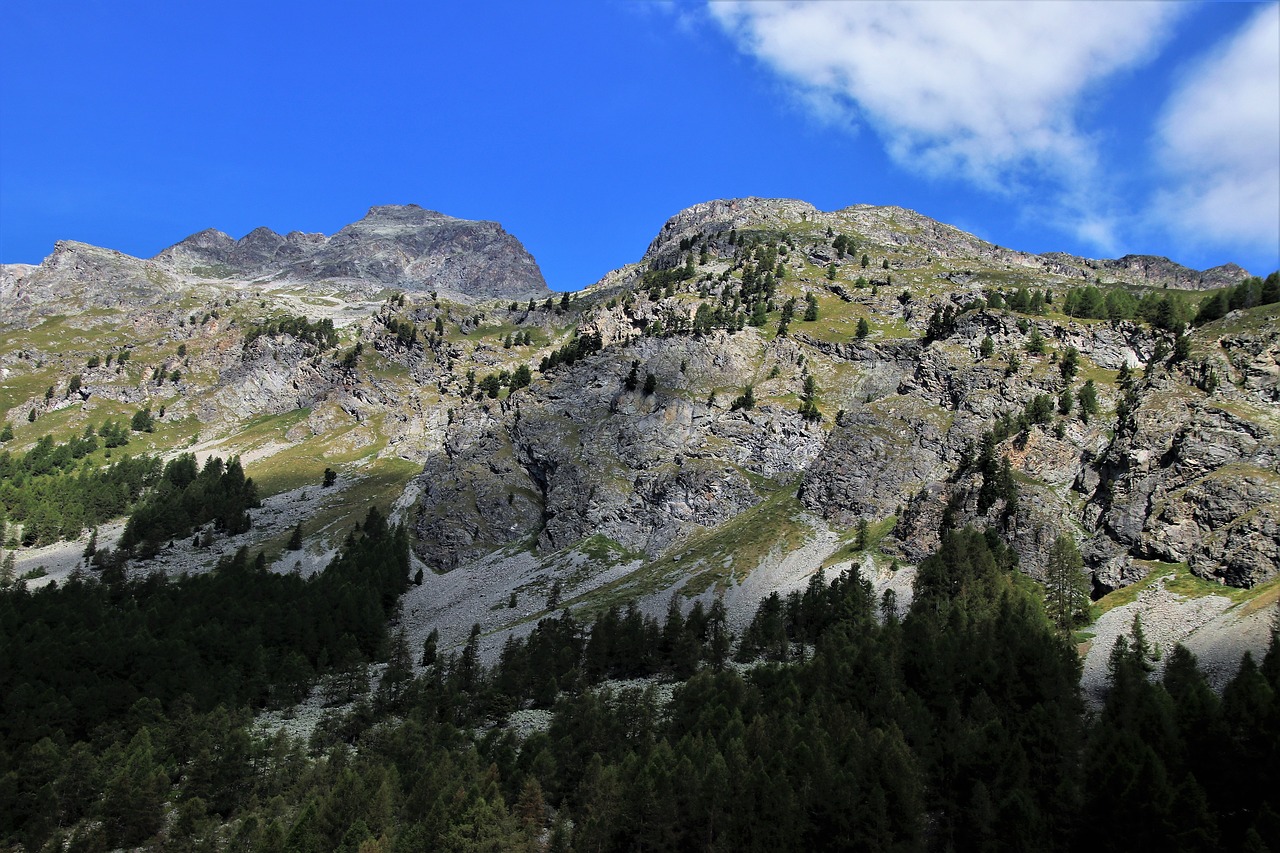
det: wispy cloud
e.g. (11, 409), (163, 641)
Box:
(707, 1), (1183, 252)
(1152, 3), (1280, 263)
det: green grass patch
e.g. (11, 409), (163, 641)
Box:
(253, 456), (421, 562)
(821, 516), (899, 569)
(248, 417), (389, 497)
(572, 484), (813, 613)
(1091, 560), (1280, 624)
(1091, 561), (1175, 618)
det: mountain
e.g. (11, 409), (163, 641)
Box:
(3, 196), (1278, 851)
(1, 197), (1276, 669)
(155, 204), (551, 300)
(0, 204), (550, 318)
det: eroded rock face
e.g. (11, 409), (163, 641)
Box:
(1095, 378), (1280, 587)
(792, 300), (1279, 588)
(413, 330), (828, 570)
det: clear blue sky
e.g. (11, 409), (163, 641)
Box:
(2, 1), (1277, 290)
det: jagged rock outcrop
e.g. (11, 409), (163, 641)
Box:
(156, 204), (552, 301)
(641, 197), (1249, 291)
(3, 195), (1274, 599)
(414, 330), (828, 570)
(1040, 252), (1248, 291)
(0, 241), (181, 315)
(1090, 372), (1280, 588)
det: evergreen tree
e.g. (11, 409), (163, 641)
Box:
(1044, 534), (1090, 636)
(1079, 379), (1099, 423)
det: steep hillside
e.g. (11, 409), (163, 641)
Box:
(2, 198), (1276, 678)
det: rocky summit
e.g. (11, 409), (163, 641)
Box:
(0, 204), (550, 317)
(2, 197), (1277, 675)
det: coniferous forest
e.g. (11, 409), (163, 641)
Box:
(2, 514), (1277, 851)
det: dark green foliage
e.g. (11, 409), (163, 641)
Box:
(1059, 345), (1079, 382)
(973, 432), (1019, 517)
(1078, 379), (1099, 423)
(1064, 285), (1193, 334)
(1195, 273), (1280, 324)
(539, 329), (603, 373)
(642, 372), (657, 396)
(1172, 333), (1192, 363)
(1077, 622), (1280, 851)
(730, 384), (755, 411)
(0, 435), (157, 546)
(98, 418), (130, 447)
(776, 296), (797, 336)
(0, 507), (409, 847)
(340, 340), (363, 369)
(243, 315), (338, 350)
(510, 363), (532, 391)
(831, 233), (854, 258)
(1025, 393), (1054, 425)
(287, 523), (304, 551)
(798, 374), (821, 422)
(383, 315), (418, 347)
(925, 304), (957, 342)
(979, 335), (994, 358)
(119, 455), (260, 558)
(130, 407), (155, 433)
(857, 317), (871, 339)
(1044, 535), (1089, 636)
(641, 258), (695, 294)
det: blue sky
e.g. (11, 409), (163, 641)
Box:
(2, 1), (1276, 291)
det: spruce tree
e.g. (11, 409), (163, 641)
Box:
(1044, 534), (1089, 636)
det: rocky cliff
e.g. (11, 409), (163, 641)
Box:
(404, 199), (1277, 595)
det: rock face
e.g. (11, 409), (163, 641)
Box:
(0, 241), (182, 314)
(1040, 253), (1248, 291)
(155, 204), (551, 301)
(414, 330), (828, 570)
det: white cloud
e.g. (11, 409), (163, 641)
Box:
(1153, 3), (1280, 259)
(709, 1), (1182, 195)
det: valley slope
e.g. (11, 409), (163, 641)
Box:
(2, 198), (1277, 679)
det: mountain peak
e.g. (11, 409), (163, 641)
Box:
(148, 206), (550, 300)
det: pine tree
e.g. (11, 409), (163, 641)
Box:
(1044, 534), (1089, 636)
(421, 628), (439, 667)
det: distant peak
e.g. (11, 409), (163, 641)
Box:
(240, 225), (283, 241)
(360, 204), (457, 225)
(174, 228), (235, 250)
